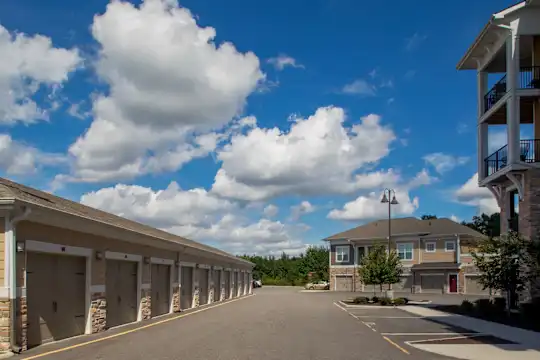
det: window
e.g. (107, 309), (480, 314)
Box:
(425, 242), (436, 253)
(445, 241), (456, 252)
(397, 243), (414, 261)
(357, 247), (366, 262)
(335, 246), (350, 263)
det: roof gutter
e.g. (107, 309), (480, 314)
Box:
(456, 19), (494, 70)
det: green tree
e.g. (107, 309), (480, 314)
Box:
(472, 231), (540, 311)
(462, 213), (500, 237)
(358, 245), (403, 294)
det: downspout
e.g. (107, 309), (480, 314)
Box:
(455, 234), (461, 294)
(9, 206), (31, 354)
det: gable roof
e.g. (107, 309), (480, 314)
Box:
(0, 177), (252, 266)
(324, 217), (484, 241)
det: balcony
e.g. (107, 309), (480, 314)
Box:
(483, 66), (540, 113)
(484, 139), (540, 177)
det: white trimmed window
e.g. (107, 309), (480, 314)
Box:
(425, 242), (436, 253)
(445, 241), (456, 252)
(335, 246), (350, 263)
(397, 243), (414, 261)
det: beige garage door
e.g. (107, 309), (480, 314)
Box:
(151, 264), (170, 317)
(224, 271), (231, 299)
(212, 270), (221, 302)
(334, 276), (353, 291)
(421, 275), (445, 293)
(180, 266), (193, 310)
(198, 268), (209, 305)
(465, 275), (491, 295)
(27, 252), (86, 348)
(106, 260), (138, 328)
(393, 276), (413, 292)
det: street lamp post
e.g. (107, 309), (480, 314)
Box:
(381, 189), (399, 291)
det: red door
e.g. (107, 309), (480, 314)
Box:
(449, 275), (458, 293)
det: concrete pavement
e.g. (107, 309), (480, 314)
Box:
(17, 286), (458, 360)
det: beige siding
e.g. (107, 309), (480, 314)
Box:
(392, 240), (420, 265)
(17, 221), (230, 286)
(422, 239), (456, 262)
(0, 218), (4, 285)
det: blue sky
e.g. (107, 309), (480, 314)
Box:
(0, 0), (510, 255)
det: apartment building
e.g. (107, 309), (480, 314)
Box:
(324, 217), (487, 294)
(457, 0), (540, 238)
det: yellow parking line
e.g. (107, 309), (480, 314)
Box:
(383, 336), (410, 355)
(22, 294), (255, 360)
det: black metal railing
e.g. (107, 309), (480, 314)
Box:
(484, 75), (506, 112)
(482, 66), (540, 113)
(484, 139), (540, 176)
(519, 66), (540, 89)
(484, 143), (508, 176)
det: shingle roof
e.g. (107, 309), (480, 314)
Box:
(324, 217), (484, 241)
(0, 177), (252, 266)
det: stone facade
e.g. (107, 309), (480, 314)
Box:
(17, 297), (27, 351)
(519, 169), (540, 240)
(208, 287), (214, 303)
(0, 299), (10, 352)
(91, 292), (107, 333)
(140, 289), (151, 320)
(172, 286), (180, 313)
(329, 266), (360, 291)
(193, 288), (200, 307)
(220, 285), (225, 301)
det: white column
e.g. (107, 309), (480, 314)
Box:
(478, 123), (489, 180)
(506, 32), (521, 164)
(477, 71), (487, 118)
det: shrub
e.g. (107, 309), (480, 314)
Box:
(474, 298), (494, 315)
(392, 297), (407, 306)
(353, 296), (370, 304)
(379, 297), (391, 306)
(492, 297), (507, 312)
(460, 300), (474, 312)
(520, 297), (540, 318)
(371, 296), (379, 303)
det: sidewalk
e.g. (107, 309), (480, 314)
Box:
(401, 305), (540, 360)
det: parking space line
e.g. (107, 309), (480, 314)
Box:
(381, 332), (482, 336)
(21, 294), (256, 360)
(405, 334), (488, 344)
(352, 316), (424, 319)
(383, 336), (410, 355)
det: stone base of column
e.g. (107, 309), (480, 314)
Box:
(91, 292), (107, 333)
(172, 287), (180, 313)
(140, 290), (151, 320)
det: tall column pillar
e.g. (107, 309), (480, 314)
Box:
(506, 32), (521, 164)
(479, 123), (489, 179)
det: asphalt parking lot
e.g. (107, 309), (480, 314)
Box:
(334, 301), (515, 357)
(18, 286), (468, 360)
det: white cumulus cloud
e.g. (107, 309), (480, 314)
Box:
(0, 25), (81, 125)
(454, 173), (499, 215)
(61, 0), (264, 183)
(211, 107), (397, 201)
(423, 152), (469, 174)
(267, 54), (304, 71)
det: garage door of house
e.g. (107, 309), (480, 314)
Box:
(334, 276), (353, 291)
(392, 275), (413, 292)
(106, 260), (138, 328)
(224, 271), (231, 299)
(420, 275), (445, 293)
(151, 264), (170, 317)
(180, 266), (193, 310)
(466, 275), (491, 295)
(27, 252), (86, 347)
(213, 270), (221, 302)
(198, 268), (209, 305)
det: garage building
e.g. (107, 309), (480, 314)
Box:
(0, 178), (253, 354)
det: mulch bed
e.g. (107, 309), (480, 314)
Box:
(432, 305), (540, 333)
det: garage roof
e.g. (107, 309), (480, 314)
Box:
(324, 217), (484, 241)
(0, 177), (253, 267)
